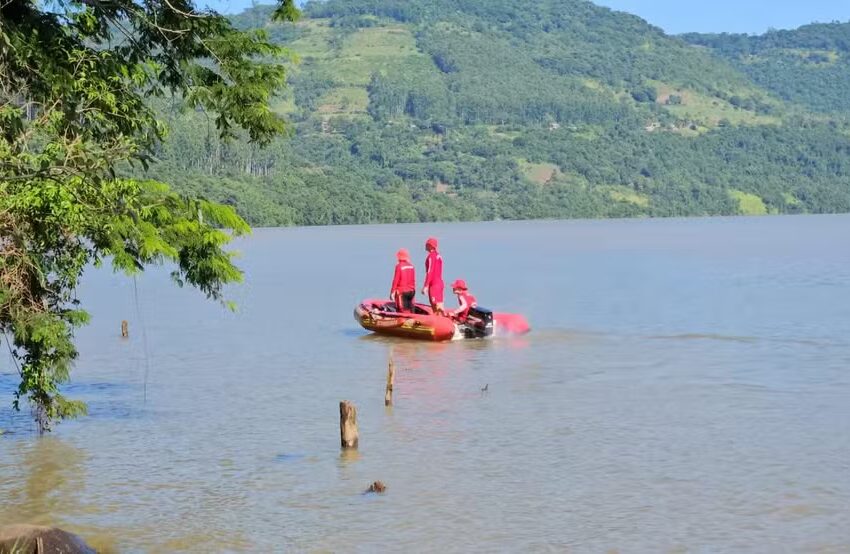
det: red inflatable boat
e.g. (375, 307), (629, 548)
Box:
(354, 298), (530, 342)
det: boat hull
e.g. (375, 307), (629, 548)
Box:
(354, 298), (530, 341)
(354, 299), (457, 341)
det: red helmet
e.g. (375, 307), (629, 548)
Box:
(425, 237), (438, 250)
(396, 248), (410, 261)
(451, 279), (467, 290)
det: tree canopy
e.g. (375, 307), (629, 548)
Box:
(0, 0), (298, 431)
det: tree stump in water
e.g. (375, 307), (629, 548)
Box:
(0, 524), (96, 554)
(339, 400), (359, 449)
(384, 358), (395, 406)
(121, 320), (128, 338)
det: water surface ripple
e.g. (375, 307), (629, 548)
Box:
(1, 215), (849, 552)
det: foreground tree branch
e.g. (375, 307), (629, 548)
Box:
(0, 0), (299, 432)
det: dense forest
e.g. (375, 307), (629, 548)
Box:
(682, 22), (850, 114)
(140, 0), (850, 226)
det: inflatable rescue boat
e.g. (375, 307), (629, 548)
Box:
(354, 298), (530, 341)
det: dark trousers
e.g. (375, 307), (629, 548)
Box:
(396, 291), (415, 312)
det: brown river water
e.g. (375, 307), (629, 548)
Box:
(1, 215), (849, 552)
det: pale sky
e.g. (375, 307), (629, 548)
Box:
(205, 0), (850, 35)
(594, 0), (850, 34)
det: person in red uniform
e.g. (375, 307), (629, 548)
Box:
(390, 248), (416, 313)
(421, 237), (445, 315)
(449, 279), (477, 322)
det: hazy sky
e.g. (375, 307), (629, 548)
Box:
(204, 0), (850, 35)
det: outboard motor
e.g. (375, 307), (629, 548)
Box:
(461, 306), (494, 338)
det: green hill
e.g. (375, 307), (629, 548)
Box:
(681, 22), (850, 114)
(143, 0), (850, 225)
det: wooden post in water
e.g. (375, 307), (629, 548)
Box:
(365, 481), (386, 494)
(340, 401), (359, 449)
(121, 320), (129, 338)
(384, 358), (395, 406)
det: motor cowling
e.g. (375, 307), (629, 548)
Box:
(462, 306), (494, 338)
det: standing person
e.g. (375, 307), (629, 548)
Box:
(390, 248), (416, 313)
(421, 236), (445, 315)
(449, 279), (477, 322)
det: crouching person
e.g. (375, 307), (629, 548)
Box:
(448, 279), (477, 322)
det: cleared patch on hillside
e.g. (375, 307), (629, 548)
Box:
(601, 186), (650, 208)
(289, 19), (335, 59)
(782, 192), (801, 206)
(288, 21), (424, 87)
(742, 49), (840, 66)
(729, 189), (768, 215)
(434, 182), (451, 194)
(518, 159), (559, 184)
(317, 87), (369, 114)
(317, 25), (426, 86)
(791, 49), (840, 65)
(570, 126), (603, 140)
(650, 81), (781, 128)
(487, 125), (521, 140)
(580, 78), (617, 95)
(345, 26), (421, 56)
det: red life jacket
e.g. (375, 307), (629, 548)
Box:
(455, 291), (477, 321)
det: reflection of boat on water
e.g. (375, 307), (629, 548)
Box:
(354, 298), (530, 342)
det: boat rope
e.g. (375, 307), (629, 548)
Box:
(133, 275), (152, 404)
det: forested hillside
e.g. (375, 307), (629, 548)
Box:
(142, 0), (850, 226)
(682, 23), (850, 114)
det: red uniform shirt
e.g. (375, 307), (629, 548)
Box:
(424, 251), (443, 289)
(424, 250), (444, 305)
(391, 261), (416, 293)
